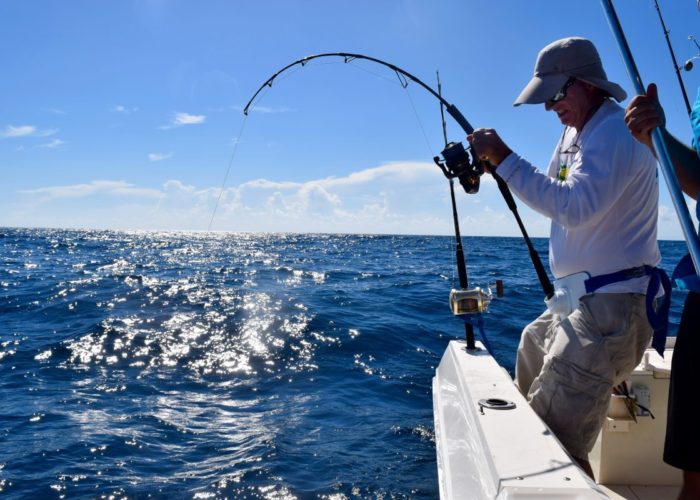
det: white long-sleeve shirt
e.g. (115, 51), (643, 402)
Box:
(497, 100), (660, 293)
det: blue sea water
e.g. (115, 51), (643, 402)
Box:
(0, 228), (689, 499)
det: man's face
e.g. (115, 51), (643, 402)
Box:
(544, 80), (599, 131)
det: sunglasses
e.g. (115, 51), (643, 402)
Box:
(550, 77), (576, 103)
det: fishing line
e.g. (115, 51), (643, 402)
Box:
(345, 60), (437, 156)
(208, 115), (248, 231)
(244, 64), (305, 113)
(312, 59), (438, 155)
(208, 65), (306, 231)
(344, 60), (404, 86)
(401, 87), (436, 157)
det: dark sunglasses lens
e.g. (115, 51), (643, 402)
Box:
(551, 79), (574, 103)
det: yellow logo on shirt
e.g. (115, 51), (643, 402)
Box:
(557, 161), (569, 181)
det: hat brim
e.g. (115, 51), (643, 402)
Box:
(513, 73), (627, 106)
(513, 74), (570, 106)
(576, 76), (627, 102)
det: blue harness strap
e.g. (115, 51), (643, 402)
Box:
(584, 265), (672, 356)
(458, 314), (493, 354)
(668, 201), (700, 336)
(644, 266), (672, 356)
(672, 253), (700, 292)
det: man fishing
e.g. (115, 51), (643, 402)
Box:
(468, 37), (661, 477)
(625, 78), (700, 500)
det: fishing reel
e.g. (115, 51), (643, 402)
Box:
(449, 281), (503, 315)
(433, 141), (484, 194)
(682, 35), (700, 71)
(450, 287), (492, 315)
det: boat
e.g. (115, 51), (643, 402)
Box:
(432, 336), (682, 498)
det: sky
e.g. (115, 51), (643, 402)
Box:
(1, 0), (699, 240)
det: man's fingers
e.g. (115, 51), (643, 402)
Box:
(646, 83), (658, 100)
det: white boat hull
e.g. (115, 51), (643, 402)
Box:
(433, 340), (604, 499)
(432, 340), (682, 499)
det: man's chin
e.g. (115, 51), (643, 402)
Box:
(557, 114), (573, 127)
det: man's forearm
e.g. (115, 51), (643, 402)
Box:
(659, 129), (700, 199)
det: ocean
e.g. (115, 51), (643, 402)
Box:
(0, 228), (688, 499)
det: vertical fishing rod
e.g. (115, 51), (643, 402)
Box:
(602, 0), (700, 275)
(653, 0), (693, 115)
(437, 71), (475, 350)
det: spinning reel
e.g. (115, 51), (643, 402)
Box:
(433, 141), (484, 194)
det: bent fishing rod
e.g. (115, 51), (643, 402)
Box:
(602, 0), (700, 275)
(243, 52), (555, 300)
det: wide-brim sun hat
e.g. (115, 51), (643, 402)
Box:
(513, 37), (627, 106)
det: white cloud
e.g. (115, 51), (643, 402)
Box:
(210, 161), (496, 233)
(242, 179), (302, 190)
(9, 162), (541, 236)
(112, 105), (139, 114)
(0, 125), (58, 139)
(160, 112), (206, 129)
(239, 162), (440, 192)
(40, 139), (65, 149)
(148, 152), (173, 162)
(245, 105), (294, 114)
(174, 112), (205, 125)
(19, 180), (163, 201)
(657, 200), (698, 241)
(36, 128), (58, 137)
(163, 179), (197, 193)
(1, 125), (36, 138)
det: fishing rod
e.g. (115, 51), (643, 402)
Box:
(244, 52), (555, 300)
(436, 71), (476, 349)
(602, 0), (700, 276)
(653, 0), (692, 115)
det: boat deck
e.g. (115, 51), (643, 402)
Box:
(433, 340), (682, 499)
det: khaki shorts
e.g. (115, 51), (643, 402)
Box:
(515, 293), (652, 460)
